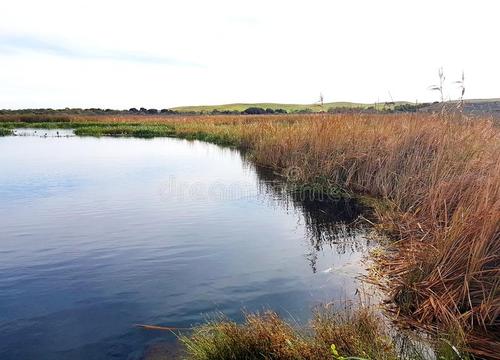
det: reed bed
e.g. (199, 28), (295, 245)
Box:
(166, 113), (499, 357)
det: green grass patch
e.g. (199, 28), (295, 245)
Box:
(0, 121), (177, 139)
(174, 130), (240, 147)
(74, 124), (175, 138)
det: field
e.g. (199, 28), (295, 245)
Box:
(1, 112), (498, 359)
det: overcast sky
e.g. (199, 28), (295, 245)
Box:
(1, 0), (498, 109)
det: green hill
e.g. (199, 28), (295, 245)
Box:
(171, 101), (411, 113)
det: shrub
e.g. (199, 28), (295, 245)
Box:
(243, 107), (266, 115)
(160, 109), (177, 115)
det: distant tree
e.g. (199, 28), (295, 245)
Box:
(160, 109), (177, 115)
(129, 108), (139, 113)
(394, 103), (431, 113)
(147, 109), (158, 114)
(265, 108), (275, 114)
(140, 107), (147, 113)
(274, 108), (287, 114)
(243, 107), (266, 115)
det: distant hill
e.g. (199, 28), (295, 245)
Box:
(419, 99), (500, 115)
(170, 101), (411, 113)
(1, 98), (498, 116)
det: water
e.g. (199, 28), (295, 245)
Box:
(0, 130), (370, 359)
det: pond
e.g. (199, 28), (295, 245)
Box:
(0, 129), (371, 359)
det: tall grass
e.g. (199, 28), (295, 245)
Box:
(180, 307), (401, 360)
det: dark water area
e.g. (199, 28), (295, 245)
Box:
(0, 130), (371, 359)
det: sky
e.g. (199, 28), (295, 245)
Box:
(0, 0), (499, 109)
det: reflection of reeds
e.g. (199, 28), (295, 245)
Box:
(253, 164), (369, 258)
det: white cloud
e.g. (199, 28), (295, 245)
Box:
(0, 0), (498, 109)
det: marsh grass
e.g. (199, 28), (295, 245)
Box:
(74, 124), (175, 138)
(179, 305), (472, 360)
(0, 120), (176, 138)
(180, 307), (400, 360)
(164, 114), (499, 357)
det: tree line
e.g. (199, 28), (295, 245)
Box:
(0, 103), (432, 117)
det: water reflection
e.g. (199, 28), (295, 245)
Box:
(252, 165), (370, 273)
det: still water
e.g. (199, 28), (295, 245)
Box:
(0, 130), (370, 359)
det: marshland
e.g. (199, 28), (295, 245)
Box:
(3, 0), (500, 357)
(0, 111), (498, 359)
